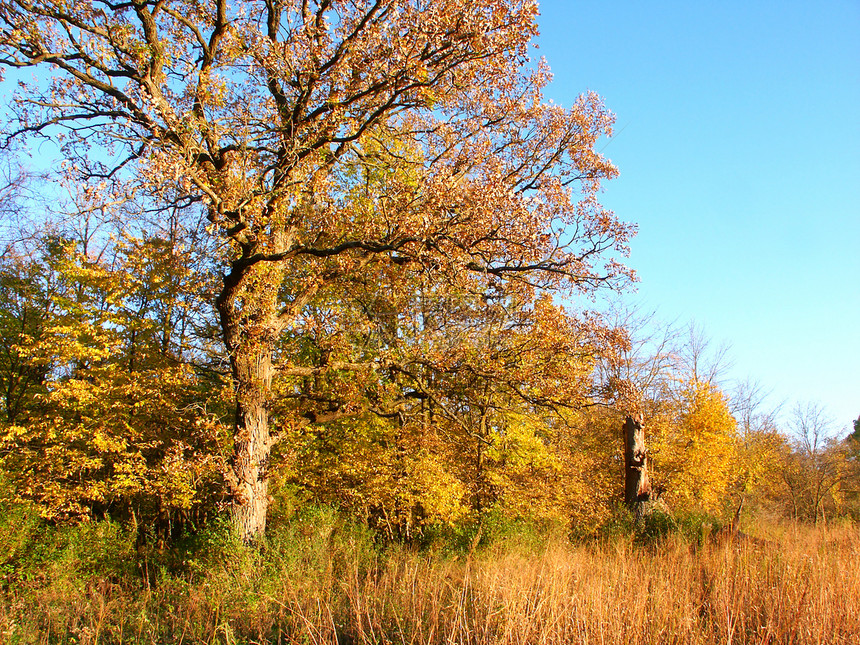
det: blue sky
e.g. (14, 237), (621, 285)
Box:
(535, 0), (860, 432)
(3, 2), (856, 433)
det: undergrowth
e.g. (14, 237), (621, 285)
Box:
(1, 500), (858, 644)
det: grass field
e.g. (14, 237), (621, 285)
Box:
(1, 510), (858, 644)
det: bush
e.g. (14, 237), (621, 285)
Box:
(597, 504), (637, 541)
(597, 503), (730, 547)
(634, 509), (677, 543)
(0, 491), (41, 582)
(673, 510), (724, 545)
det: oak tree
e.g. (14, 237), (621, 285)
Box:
(0, 0), (632, 540)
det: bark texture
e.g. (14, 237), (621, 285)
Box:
(217, 261), (284, 542)
(623, 415), (652, 511)
(228, 346), (274, 540)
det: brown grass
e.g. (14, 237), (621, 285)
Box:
(1, 521), (858, 644)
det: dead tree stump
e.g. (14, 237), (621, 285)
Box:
(623, 415), (667, 520)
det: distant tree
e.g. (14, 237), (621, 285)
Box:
(834, 415), (860, 519)
(647, 379), (740, 516)
(781, 402), (847, 522)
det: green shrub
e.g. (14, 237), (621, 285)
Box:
(597, 504), (637, 541)
(0, 493), (41, 582)
(673, 510), (724, 545)
(634, 509), (677, 543)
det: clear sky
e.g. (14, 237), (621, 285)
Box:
(534, 0), (860, 433)
(2, 2), (856, 433)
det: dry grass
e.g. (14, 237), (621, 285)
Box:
(1, 520), (858, 644)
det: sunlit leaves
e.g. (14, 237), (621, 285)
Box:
(0, 235), (229, 526)
(648, 380), (740, 515)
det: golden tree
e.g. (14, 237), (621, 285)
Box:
(0, 235), (228, 537)
(0, 0), (633, 540)
(647, 380), (741, 516)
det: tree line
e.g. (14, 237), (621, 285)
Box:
(0, 1), (856, 545)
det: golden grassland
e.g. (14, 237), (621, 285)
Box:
(1, 514), (858, 644)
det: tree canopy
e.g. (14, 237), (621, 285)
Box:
(1, 2), (854, 544)
(0, 0), (634, 540)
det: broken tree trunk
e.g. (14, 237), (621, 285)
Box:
(623, 415), (650, 507)
(623, 415), (662, 519)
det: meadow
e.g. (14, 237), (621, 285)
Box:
(1, 506), (857, 644)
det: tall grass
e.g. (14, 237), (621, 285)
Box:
(0, 507), (857, 644)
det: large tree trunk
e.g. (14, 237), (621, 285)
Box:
(623, 415), (652, 512)
(228, 344), (274, 541)
(217, 259), (284, 543)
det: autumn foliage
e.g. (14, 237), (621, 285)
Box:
(0, 0), (637, 541)
(0, 0), (856, 555)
